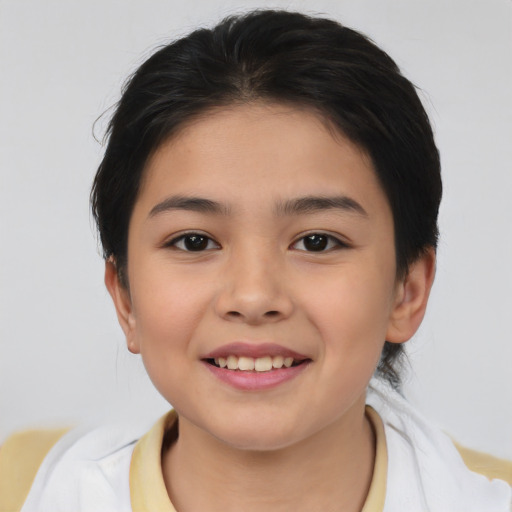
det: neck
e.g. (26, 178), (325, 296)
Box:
(162, 399), (376, 512)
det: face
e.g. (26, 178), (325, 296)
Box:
(111, 103), (408, 451)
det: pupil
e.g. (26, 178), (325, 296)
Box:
(185, 235), (208, 251)
(305, 234), (327, 251)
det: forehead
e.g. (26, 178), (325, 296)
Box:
(137, 102), (389, 219)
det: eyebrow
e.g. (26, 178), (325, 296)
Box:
(275, 195), (368, 217)
(148, 194), (368, 219)
(148, 195), (231, 218)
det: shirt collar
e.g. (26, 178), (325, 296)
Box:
(130, 406), (387, 512)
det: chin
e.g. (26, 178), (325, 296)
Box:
(210, 418), (308, 453)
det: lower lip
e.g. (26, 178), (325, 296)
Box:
(203, 361), (311, 391)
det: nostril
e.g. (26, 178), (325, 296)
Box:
(222, 309), (285, 322)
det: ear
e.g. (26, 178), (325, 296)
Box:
(104, 260), (140, 354)
(386, 248), (436, 344)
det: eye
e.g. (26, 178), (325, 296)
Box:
(291, 233), (346, 252)
(167, 233), (220, 252)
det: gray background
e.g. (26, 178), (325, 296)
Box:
(1, 0), (511, 458)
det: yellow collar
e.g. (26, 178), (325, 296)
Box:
(130, 406), (387, 512)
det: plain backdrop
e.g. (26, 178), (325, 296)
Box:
(1, 0), (511, 458)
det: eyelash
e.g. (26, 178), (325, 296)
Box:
(165, 232), (348, 253)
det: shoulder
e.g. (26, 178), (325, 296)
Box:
(455, 442), (512, 486)
(367, 380), (511, 510)
(13, 420), (153, 512)
(0, 428), (69, 512)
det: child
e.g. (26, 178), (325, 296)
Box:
(1, 9), (510, 512)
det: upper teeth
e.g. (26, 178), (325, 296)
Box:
(214, 355), (294, 371)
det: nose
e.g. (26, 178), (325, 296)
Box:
(214, 243), (294, 325)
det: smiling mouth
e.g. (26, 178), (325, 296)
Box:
(205, 355), (309, 372)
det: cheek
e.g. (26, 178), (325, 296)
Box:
(129, 266), (212, 356)
(302, 264), (395, 359)
(128, 271), (212, 406)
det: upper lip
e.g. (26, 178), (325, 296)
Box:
(202, 342), (310, 361)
